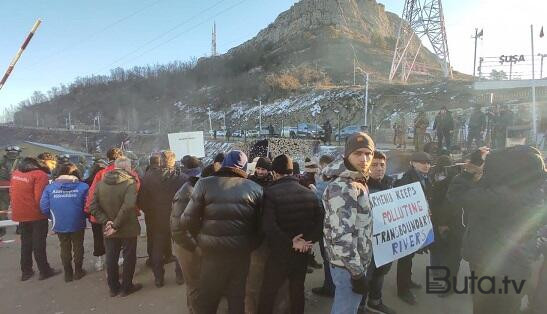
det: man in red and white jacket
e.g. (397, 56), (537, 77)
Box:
(10, 153), (60, 281)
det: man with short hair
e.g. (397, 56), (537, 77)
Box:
(248, 157), (273, 187)
(467, 106), (486, 150)
(361, 151), (397, 314)
(323, 132), (375, 314)
(138, 150), (188, 287)
(10, 153), (60, 281)
(85, 147), (125, 271)
(395, 152), (432, 305)
(180, 150), (263, 313)
(90, 157), (142, 297)
(258, 154), (323, 314)
(433, 107), (454, 150)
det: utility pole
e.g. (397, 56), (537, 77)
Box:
(539, 53), (547, 78)
(258, 100), (262, 133)
(68, 112), (71, 129)
(223, 111), (226, 130)
(530, 25), (538, 144)
(207, 108), (213, 133)
(472, 28), (483, 79)
(364, 72), (369, 128)
(478, 57), (484, 79)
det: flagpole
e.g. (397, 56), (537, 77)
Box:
(531, 25), (537, 144)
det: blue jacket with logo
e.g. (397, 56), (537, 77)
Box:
(40, 175), (89, 233)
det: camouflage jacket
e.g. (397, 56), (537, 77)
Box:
(322, 159), (372, 278)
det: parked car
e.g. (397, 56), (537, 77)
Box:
(296, 123), (324, 139)
(231, 130), (243, 137)
(334, 125), (363, 142)
(281, 126), (298, 138)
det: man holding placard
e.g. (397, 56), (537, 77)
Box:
(322, 132), (375, 314)
(394, 152), (432, 305)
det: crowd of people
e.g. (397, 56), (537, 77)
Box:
(6, 130), (547, 314)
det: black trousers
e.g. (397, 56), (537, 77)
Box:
(104, 237), (137, 292)
(259, 254), (308, 314)
(57, 230), (85, 270)
(196, 254), (251, 314)
(367, 256), (392, 301)
(437, 130), (451, 149)
(20, 219), (51, 275)
(396, 253), (415, 294)
(91, 222), (105, 257)
(151, 231), (182, 280)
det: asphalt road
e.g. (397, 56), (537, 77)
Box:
(0, 223), (478, 314)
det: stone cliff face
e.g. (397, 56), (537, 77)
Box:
(249, 0), (397, 45)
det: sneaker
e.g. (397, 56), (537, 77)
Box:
(311, 286), (335, 298)
(366, 301), (397, 314)
(120, 283), (143, 297)
(21, 271), (34, 282)
(397, 291), (417, 305)
(39, 268), (61, 281)
(95, 256), (104, 271)
(155, 277), (164, 288)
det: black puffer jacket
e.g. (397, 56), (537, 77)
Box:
(180, 167), (263, 255)
(138, 167), (188, 231)
(170, 177), (199, 245)
(262, 176), (323, 261)
(249, 173), (273, 188)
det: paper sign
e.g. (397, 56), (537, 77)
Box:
(168, 131), (205, 158)
(370, 182), (434, 267)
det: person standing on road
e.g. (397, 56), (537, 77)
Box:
(180, 150), (263, 313)
(258, 154), (323, 314)
(359, 151), (397, 314)
(323, 132), (375, 314)
(448, 146), (545, 314)
(90, 157), (142, 297)
(40, 163), (89, 282)
(172, 163), (219, 314)
(323, 120), (333, 145)
(84, 147), (124, 271)
(433, 106), (454, 151)
(467, 106), (486, 150)
(395, 152), (432, 305)
(138, 150), (188, 287)
(10, 153), (60, 281)
(414, 111), (429, 152)
(248, 157), (273, 188)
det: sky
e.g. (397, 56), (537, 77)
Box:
(0, 0), (546, 113)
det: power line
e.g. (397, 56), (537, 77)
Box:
(102, 0), (230, 70)
(126, 0), (248, 64)
(21, 0), (166, 69)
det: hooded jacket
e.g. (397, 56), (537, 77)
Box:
(89, 169), (140, 238)
(85, 163), (141, 223)
(322, 159), (372, 278)
(40, 175), (89, 233)
(137, 166), (188, 231)
(9, 157), (51, 222)
(180, 167), (263, 256)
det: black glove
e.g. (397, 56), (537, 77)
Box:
(351, 273), (367, 295)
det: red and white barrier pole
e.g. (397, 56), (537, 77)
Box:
(0, 19), (42, 91)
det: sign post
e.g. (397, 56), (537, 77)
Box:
(370, 182), (434, 267)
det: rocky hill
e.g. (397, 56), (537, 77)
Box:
(13, 0), (455, 135)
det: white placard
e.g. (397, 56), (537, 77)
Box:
(370, 182), (435, 267)
(168, 131), (205, 158)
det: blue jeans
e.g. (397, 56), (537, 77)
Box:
(330, 266), (363, 314)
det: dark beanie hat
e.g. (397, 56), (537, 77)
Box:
(214, 153), (225, 163)
(256, 157), (272, 171)
(411, 152), (432, 163)
(344, 132), (375, 158)
(182, 155), (201, 169)
(222, 150), (248, 170)
(272, 154), (293, 175)
(482, 145), (546, 188)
